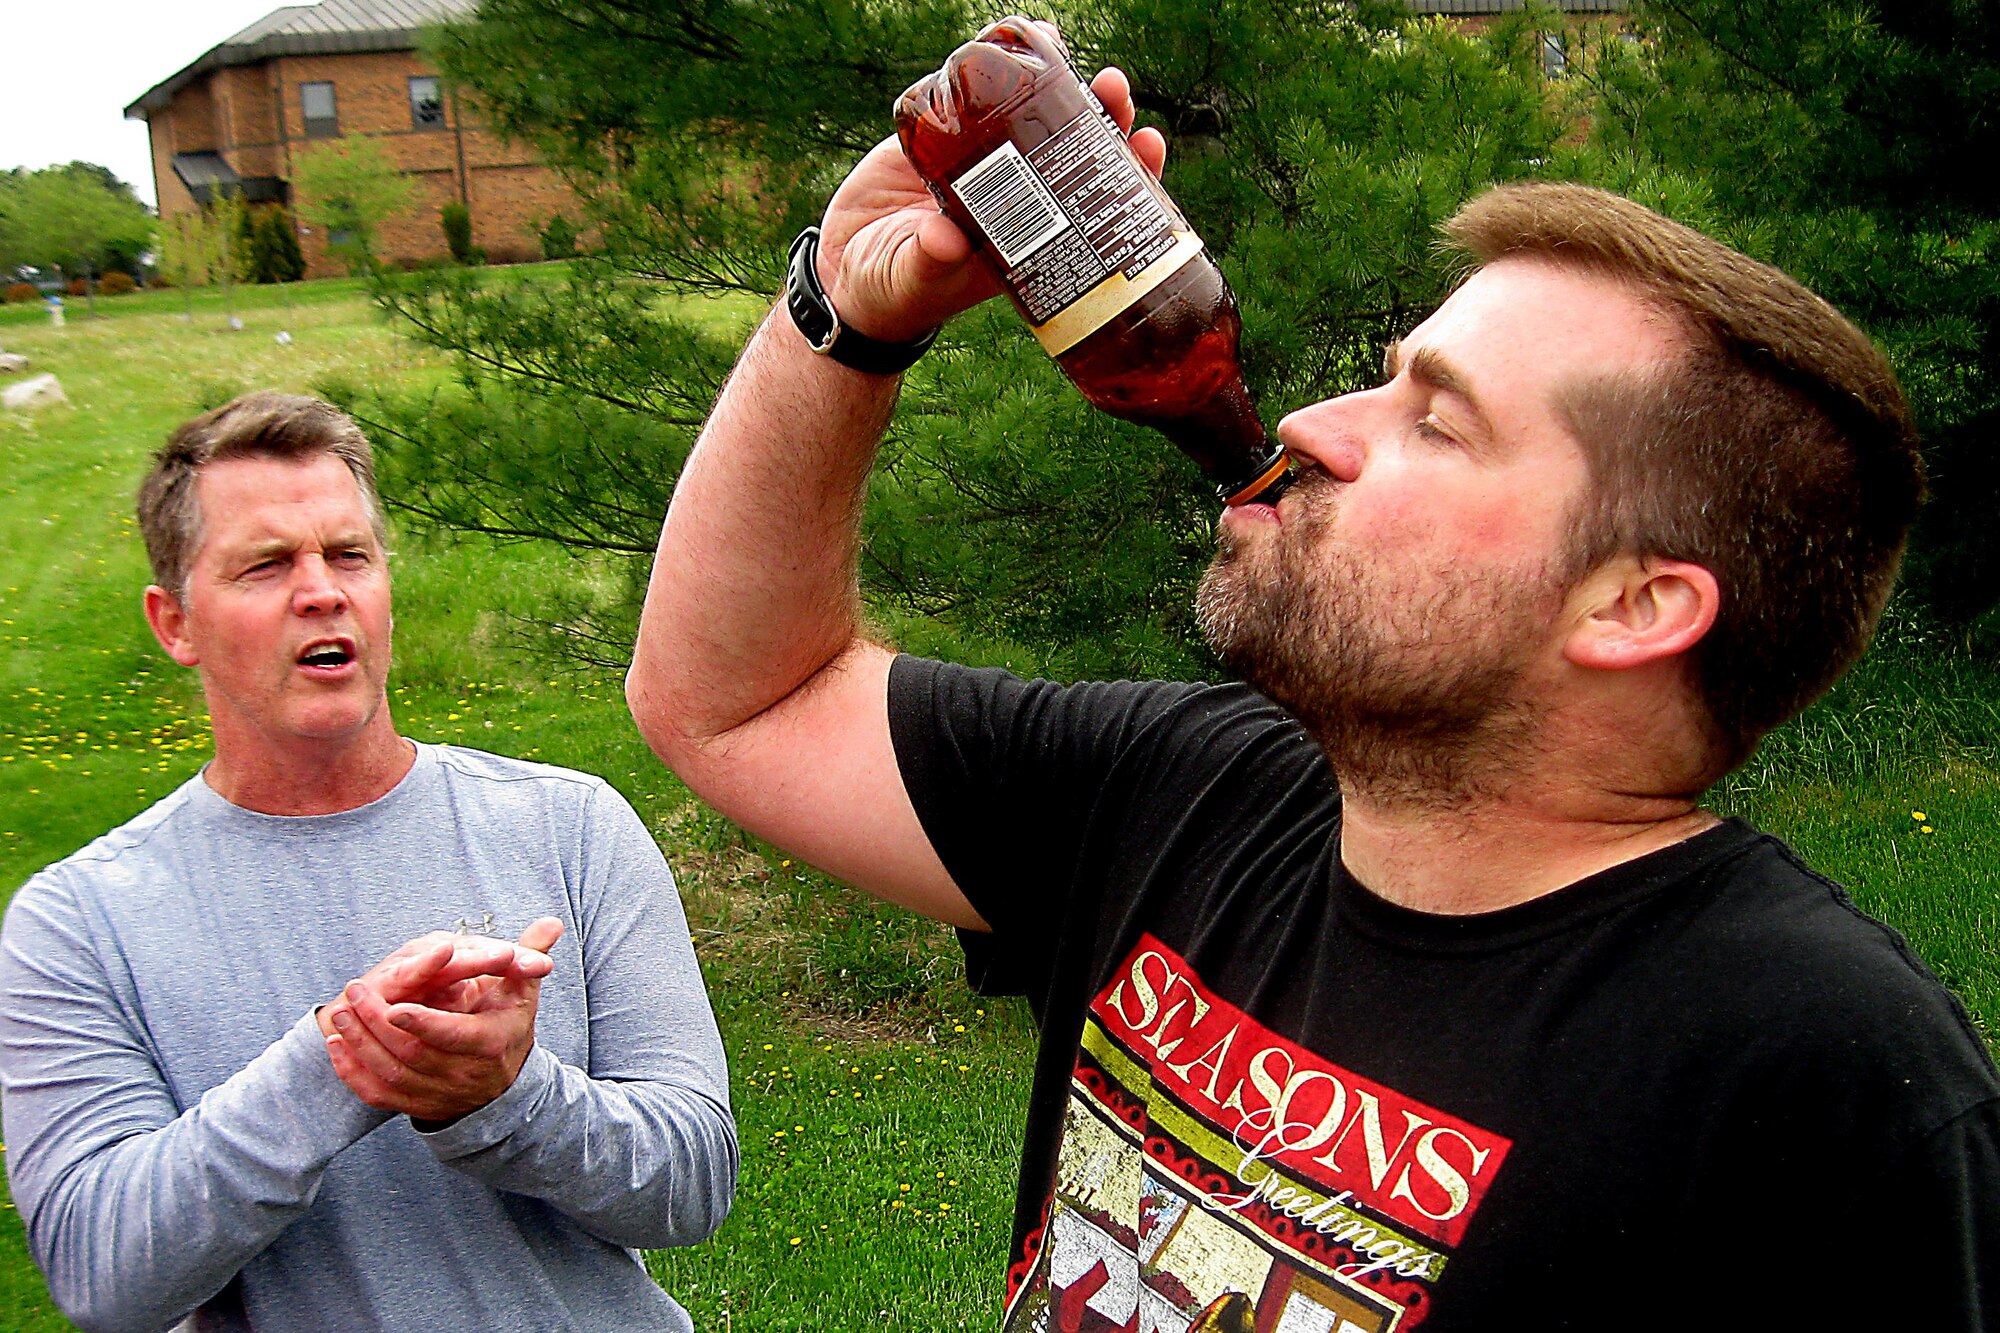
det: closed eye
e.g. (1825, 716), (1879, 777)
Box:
(1414, 416), (1456, 445)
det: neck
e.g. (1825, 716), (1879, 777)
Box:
(203, 709), (416, 816)
(1337, 780), (1718, 916)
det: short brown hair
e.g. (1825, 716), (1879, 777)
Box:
(1442, 182), (1924, 778)
(137, 391), (388, 599)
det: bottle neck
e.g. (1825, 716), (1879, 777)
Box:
(1149, 375), (1283, 502)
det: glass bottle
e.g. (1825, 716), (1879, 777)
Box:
(895, 16), (1291, 507)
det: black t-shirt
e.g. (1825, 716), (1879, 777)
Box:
(888, 656), (2000, 1332)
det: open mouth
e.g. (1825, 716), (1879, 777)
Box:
(297, 640), (356, 669)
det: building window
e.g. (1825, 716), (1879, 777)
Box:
(1540, 32), (1568, 79)
(409, 76), (445, 130)
(301, 82), (338, 138)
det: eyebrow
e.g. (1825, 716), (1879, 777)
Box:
(225, 532), (376, 565)
(1384, 339), (1494, 435)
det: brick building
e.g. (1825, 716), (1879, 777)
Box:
(124, 0), (576, 277)
(1410, 0), (1627, 70)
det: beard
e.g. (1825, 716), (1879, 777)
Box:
(1195, 471), (1571, 809)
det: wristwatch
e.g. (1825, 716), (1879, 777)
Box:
(786, 226), (940, 375)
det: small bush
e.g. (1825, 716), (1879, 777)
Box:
(244, 205), (306, 283)
(482, 243), (534, 266)
(538, 212), (578, 260)
(99, 272), (137, 295)
(65, 278), (89, 297)
(440, 201), (478, 265)
(3, 282), (38, 304)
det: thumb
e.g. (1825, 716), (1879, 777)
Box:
(481, 918), (565, 1005)
(516, 916), (564, 955)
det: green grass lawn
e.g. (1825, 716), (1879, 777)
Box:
(2, 276), (1996, 1329)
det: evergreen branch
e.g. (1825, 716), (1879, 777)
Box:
(375, 287), (706, 426)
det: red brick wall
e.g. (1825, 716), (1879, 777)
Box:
(146, 46), (577, 278)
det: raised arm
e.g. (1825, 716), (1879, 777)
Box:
(627, 66), (1163, 929)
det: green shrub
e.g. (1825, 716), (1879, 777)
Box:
(243, 205), (307, 283)
(98, 271), (137, 295)
(537, 212), (578, 260)
(440, 201), (480, 264)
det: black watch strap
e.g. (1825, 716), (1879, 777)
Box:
(785, 227), (939, 375)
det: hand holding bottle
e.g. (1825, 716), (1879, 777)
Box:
(816, 55), (1165, 346)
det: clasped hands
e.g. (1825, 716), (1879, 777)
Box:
(318, 917), (565, 1128)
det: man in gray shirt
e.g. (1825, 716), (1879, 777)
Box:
(0, 392), (736, 1330)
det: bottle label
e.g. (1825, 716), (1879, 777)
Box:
(952, 106), (1204, 356)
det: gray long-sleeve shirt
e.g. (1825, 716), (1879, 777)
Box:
(0, 742), (737, 1331)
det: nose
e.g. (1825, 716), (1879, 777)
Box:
(292, 554), (349, 616)
(1276, 391), (1369, 484)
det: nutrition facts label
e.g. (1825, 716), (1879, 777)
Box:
(953, 108), (1180, 325)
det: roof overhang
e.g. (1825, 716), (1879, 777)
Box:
(171, 151), (287, 205)
(124, 1), (476, 121)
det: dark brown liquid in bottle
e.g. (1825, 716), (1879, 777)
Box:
(895, 17), (1290, 506)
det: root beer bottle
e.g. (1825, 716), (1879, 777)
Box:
(895, 16), (1292, 507)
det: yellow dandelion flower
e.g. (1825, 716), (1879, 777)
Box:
(1912, 811), (1927, 821)
(789, 1237), (802, 1246)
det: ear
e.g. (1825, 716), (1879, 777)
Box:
(143, 585), (201, 668)
(1562, 557), (1719, 672)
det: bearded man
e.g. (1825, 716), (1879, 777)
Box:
(625, 64), (1997, 1331)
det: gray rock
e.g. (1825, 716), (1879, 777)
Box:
(2, 373), (68, 410)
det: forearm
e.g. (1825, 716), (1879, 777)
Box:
(422, 1045), (738, 1250)
(629, 304), (899, 752)
(14, 1014), (388, 1331)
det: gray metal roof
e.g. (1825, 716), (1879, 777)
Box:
(170, 152), (242, 190)
(125, 0), (476, 120)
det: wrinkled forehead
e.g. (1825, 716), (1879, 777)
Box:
(190, 453), (379, 560)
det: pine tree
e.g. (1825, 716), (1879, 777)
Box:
(357, 1), (1611, 676)
(266, 205), (307, 282)
(1593, 0), (2000, 626)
